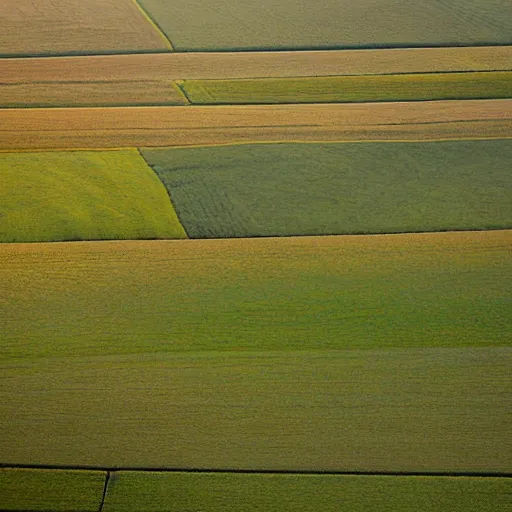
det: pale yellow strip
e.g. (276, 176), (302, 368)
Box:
(131, 0), (173, 51)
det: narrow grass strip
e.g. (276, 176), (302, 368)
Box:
(102, 472), (512, 512)
(0, 468), (105, 511)
(182, 71), (512, 104)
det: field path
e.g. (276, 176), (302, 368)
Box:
(1, 46), (511, 83)
(1, 100), (510, 149)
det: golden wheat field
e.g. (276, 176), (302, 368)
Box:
(0, 0), (171, 56)
(1, 100), (510, 149)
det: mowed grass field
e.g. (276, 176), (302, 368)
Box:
(0, 150), (186, 242)
(142, 140), (512, 238)
(0, 232), (510, 471)
(2, 47), (511, 84)
(181, 71), (512, 104)
(0, 81), (188, 108)
(137, 0), (512, 50)
(0, 0), (171, 57)
(1, 100), (510, 149)
(0, 468), (105, 512)
(102, 473), (512, 512)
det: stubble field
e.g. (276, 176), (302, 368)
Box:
(0, 0), (171, 57)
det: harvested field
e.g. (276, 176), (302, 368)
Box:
(2, 47), (511, 83)
(142, 140), (512, 238)
(0, 232), (511, 470)
(0, 150), (186, 242)
(1, 100), (510, 150)
(136, 0), (512, 51)
(0, 0), (171, 57)
(103, 473), (512, 512)
(0, 468), (105, 511)
(0, 81), (188, 108)
(181, 71), (512, 104)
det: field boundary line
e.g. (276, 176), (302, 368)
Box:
(170, 80), (191, 104)
(131, 0), (174, 51)
(1, 464), (511, 478)
(98, 471), (111, 512)
(1, 137), (511, 154)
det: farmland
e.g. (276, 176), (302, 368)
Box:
(102, 473), (512, 512)
(0, 0), (171, 57)
(181, 71), (512, 104)
(0, 150), (186, 242)
(1, 100), (510, 150)
(0, 81), (188, 108)
(0, 232), (511, 473)
(2, 46), (511, 84)
(141, 140), (512, 238)
(136, 0), (512, 51)
(1, 0), (511, 508)
(0, 468), (105, 512)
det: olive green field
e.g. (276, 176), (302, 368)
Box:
(1, 232), (510, 475)
(142, 140), (512, 238)
(180, 71), (512, 104)
(0, 150), (186, 243)
(136, 0), (512, 51)
(101, 472), (512, 512)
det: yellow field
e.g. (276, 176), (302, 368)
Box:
(0, 100), (510, 150)
(0, 0), (171, 56)
(1, 46), (511, 83)
(0, 81), (188, 108)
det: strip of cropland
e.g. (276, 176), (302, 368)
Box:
(0, 150), (186, 242)
(141, 140), (512, 238)
(1, 47), (511, 83)
(1, 231), (510, 471)
(0, 0), (171, 57)
(135, 0), (512, 50)
(181, 71), (512, 104)
(0, 468), (106, 511)
(102, 472), (512, 512)
(0, 81), (188, 108)
(0, 100), (510, 150)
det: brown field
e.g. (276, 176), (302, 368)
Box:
(0, 81), (188, 108)
(0, 0), (171, 57)
(1, 46), (511, 83)
(0, 100), (510, 150)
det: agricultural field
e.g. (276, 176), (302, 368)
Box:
(181, 71), (512, 104)
(1, 0), (511, 509)
(0, 81), (188, 108)
(1, 100), (510, 150)
(142, 140), (512, 238)
(0, 232), (511, 473)
(0, 0), (171, 57)
(0, 468), (105, 512)
(137, 0), (512, 51)
(102, 473), (512, 512)
(0, 150), (186, 242)
(2, 46), (511, 84)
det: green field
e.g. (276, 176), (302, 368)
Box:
(180, 71), (512, 104)
(141, 140), (512, 238)
(1, 232), (510, 471)
(136, 0), (512, 51)
(102, 472), (512, 512)
(0, 150), (186, 243)
(0, 468), (105, 511)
